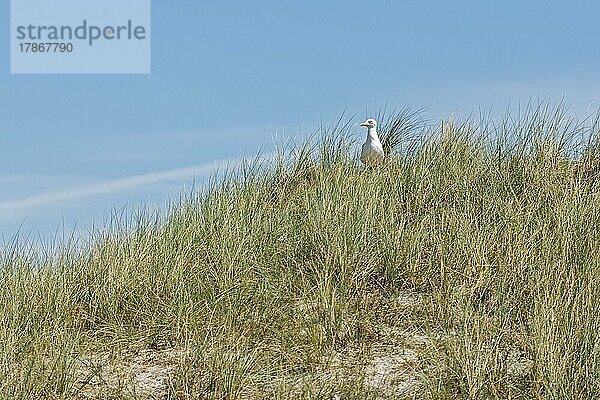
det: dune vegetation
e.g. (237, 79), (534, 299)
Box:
(1, 104), (599, 399)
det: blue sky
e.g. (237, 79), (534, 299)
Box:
(1, 0), (599, 240)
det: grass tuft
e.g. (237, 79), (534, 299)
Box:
(1, 103), (600, 399)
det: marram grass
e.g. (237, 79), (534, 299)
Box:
(1, 105), (599, 399)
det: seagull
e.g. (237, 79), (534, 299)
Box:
(359, 119), (385, 166)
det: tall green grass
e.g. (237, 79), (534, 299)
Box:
(1, 104), (599, 399)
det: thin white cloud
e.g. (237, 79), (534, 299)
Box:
(0, 156), (250, 213)
(0, 174), (50, 184)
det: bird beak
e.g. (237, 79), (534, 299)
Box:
(359, 122), (369, 127)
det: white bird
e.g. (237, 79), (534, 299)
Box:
(359, 119), (385, 166)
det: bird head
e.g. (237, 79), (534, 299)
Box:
(360, 119), (377, 129)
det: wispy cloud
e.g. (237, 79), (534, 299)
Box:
(0, 174), (50, 184)
(0, 157), (248, 213)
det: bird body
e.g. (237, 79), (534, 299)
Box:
(360, 119), (384, 166)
